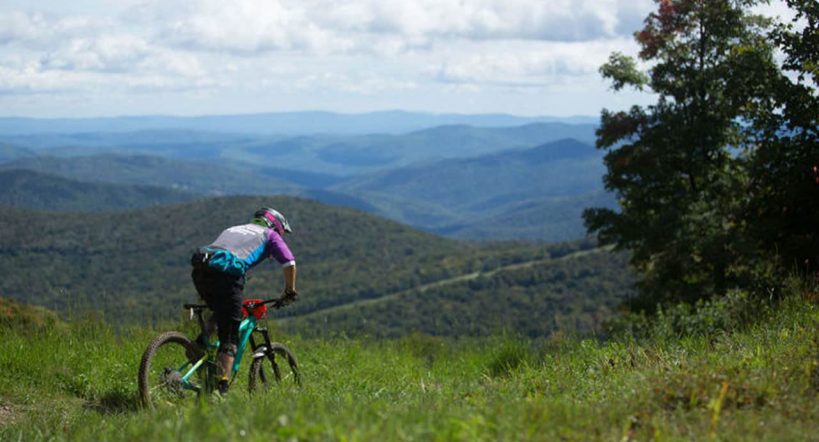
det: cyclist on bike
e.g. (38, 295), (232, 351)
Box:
(190, 207), (298, 395)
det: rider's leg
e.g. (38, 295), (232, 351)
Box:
(191, 261), (244, 394)
(216, 322), (239, 378)
(216, 327), (238, 395)
(215, 301), (241, 394)
(217, 353), (234, 377)
(217, 351), (235, 387)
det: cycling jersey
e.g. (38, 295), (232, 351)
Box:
(199, 223), (295, 276)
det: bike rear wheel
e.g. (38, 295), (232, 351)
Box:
(248, 343), (301, 392)
(138, 331), (205, 409)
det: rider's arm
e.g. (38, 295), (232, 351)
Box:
(283, 263), (297, 293)
(267, 229), (297, 293)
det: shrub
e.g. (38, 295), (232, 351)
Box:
(485, 337), (534, 377)
(607, 289), (777, 340)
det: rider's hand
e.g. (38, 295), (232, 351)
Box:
(281, 288), (298, 305)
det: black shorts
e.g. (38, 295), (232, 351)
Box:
(191, 255), (244, 351)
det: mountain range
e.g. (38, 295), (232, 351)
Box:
(0, 122), (597, 176)
(0, 112), (610, 243)
(0, 136), (611, 242)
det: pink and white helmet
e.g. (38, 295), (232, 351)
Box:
(253, 207), (292, 235)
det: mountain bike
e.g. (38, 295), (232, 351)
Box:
(137, 296), (300, 409)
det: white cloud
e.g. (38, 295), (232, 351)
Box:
(753, 1), (798, 22)
(326, 0), (648, 41)
(0, 60), (217, 96)
(0, 8), (210, 96)
(0, 0), (663, 115)
(39, 34), (206, 78)
(125, 0), (654, 56)
(0, 63), (68, 94)
(128, 0), (351, 54)
(314, 0), (653, 42)
(0, 35), (210, 97)
(41, 35), (150, 72)
(289, 71), (417, 95)
(431, 39), (635, 88)
(0, 10), (104, 47)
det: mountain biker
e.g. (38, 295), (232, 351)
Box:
(190, 207), (298, 395)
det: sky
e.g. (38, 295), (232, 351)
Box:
(0, 0), (795, 118)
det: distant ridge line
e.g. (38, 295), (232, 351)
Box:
(0, 111), (597, 136)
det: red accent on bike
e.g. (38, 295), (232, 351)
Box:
(241, 298), (267, 320)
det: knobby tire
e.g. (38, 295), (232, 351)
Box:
(248, 343), (301, 392)
(137, 331), (201, 409)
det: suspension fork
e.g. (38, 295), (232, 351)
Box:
(255, 327), (282, 379)
(252, 327), (273, 353)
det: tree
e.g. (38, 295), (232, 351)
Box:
(744, 0), (819, 280)
(584, 0), (781, 307)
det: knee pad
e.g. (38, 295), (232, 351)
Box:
(219, 343), (238, 357)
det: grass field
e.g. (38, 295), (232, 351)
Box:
(0, 295), (817, 441)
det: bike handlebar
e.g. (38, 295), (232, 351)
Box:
(183, 296), (291, 312)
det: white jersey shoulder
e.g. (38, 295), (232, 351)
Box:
(224, 224), (265, 236)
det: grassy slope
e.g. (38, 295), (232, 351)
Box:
(0, 295), (816, 441)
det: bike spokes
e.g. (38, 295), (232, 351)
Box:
(138, 332), (204, 408)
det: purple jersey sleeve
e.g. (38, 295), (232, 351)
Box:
(267, 229), (296, 267)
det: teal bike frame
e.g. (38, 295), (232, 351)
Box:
(176, 297), (286, 393)
(177, 315), (258, 391)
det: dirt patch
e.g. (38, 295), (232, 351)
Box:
(84, 391), (139, 415)
(0, 403), (15, 426)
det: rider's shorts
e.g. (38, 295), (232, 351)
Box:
(191, 255), (244, 352)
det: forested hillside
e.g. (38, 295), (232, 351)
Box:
(334, 138), (615, 240)
(286, 248), (632, 337)
(0, 196), (633, 336)
(0, 144), (36, 163)
(442, 192), (615, 240)
(0, 155), (301, 195)
(0, 169), (198, 211)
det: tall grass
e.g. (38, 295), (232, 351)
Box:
(0, 294), (817, 441)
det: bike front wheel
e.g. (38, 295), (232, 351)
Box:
(138, 331), (206, 409)
(248, 343), (301, 392)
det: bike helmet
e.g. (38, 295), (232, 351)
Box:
(252, 207), (292, 235)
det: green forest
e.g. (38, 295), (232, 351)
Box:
(0, 195), (631, 337)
